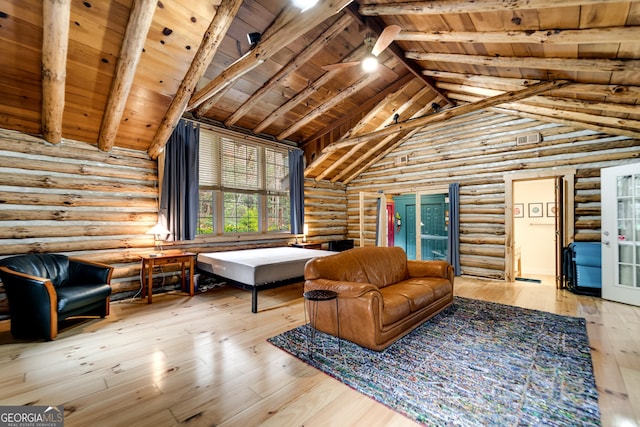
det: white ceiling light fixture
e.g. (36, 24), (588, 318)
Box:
(322, 26), (401, 76)
(361, 32), (379, 72)
(292, 0), (319, 12)
(361, 54), (378, 72)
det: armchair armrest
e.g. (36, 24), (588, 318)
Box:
(68, 258), (113, 285)
(0, 265), (58, 333)
(407, 260), (453, 280)
(304, 278), (379, 298)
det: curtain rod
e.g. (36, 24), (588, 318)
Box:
(180, 115), (299, 152)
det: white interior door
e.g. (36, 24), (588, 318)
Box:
(601, 162), (640, 306)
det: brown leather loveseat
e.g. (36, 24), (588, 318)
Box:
(304, 246), (454, 351)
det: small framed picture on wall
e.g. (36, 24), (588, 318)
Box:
(528, 203), (543, 217)
(547, 202), (557, 217)
(513, 203), (524, 218)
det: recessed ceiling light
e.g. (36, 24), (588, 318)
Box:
(292, 0), (319, 12)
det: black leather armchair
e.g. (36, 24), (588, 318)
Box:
(0, 254), (113, 340)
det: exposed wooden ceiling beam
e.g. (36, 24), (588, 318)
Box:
(449, 91), (640, 136)
(343, 2), (453, 107)
(301, 73), (416, 149)
(98, 0), (156, 152)
(338, 133), (400, 183)
(359, 0), (633, 16)
(188, 0), (352, 114)
(147, 0), (243, 159)
(224, 13), (353, 128)
(326, 79), (571, 151)
(307, 77), (416, 177)
(397, 26), (640, 45)
(277, 57), (400, 140)
(491, 106), (640, 140)
(338, 76), (416, 140)
(423, 70), (640, 99)
(406, 52), (640, 73)
(438, 82), (640, 116)
(337, 96), (441, 184)
(253, 44), (368, 135)
(315, 85), (436, 181)
(41, 0), (70, 144)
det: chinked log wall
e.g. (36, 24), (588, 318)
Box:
(344, 110), (640, 279)
(303, 178), (348, 244)
(0, 128), (161, 314)
(0, 128), (348, 317)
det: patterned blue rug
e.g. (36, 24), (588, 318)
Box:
(268, 297), (600, 426)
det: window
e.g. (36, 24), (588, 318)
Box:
(198, 128), (290, 235)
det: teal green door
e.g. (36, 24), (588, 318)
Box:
(392, 194), (447, 260)
(405, 204), (416, 259)
(421, 198), (448, 260)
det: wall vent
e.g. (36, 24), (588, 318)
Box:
(394, 154), (409, 166)
(516, 132), (542, 145)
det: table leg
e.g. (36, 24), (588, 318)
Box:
(147, 260), (153, 304)
(188, 256), (195, 296)
(180, 261), (186, 292)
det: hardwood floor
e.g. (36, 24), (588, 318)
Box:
(0, 276), (638, 426)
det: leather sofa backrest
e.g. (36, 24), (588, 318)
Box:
(349, 247), (409, 288)
(305, 250), (369, 283)
(0, 254), (70, 288)
(305, 246), (409, 288)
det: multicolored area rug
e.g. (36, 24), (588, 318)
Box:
(268, 297), (600, 426)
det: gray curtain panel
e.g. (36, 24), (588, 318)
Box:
(288, 149), (304, 235)
(159, 119), (199, 241)
(447, 182), (461, 275)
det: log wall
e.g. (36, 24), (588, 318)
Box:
(0, 129), (345, 318)
(344, 110), (640, 279)
(0, 129), (161, 316)
(303, 178), (348, 244)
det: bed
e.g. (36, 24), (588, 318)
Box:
(197, 247), (333, 312)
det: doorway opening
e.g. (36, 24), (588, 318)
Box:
(513, 179), (555, 282)
(505, 169), (575, 286)
(358, 185), (450, 261)
(392, 193), (448, 261)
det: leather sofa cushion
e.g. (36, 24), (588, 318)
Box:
(404, 277), (453, 301)
(57, 284), (112, 314)
(390, 281), (436, 312)
(378, 287), (412, 325)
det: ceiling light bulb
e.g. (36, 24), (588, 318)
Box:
(292, 0), (319, 12)
(361, 55), (379, 73)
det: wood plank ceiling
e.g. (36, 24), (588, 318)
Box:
(1, 0), (639, 184)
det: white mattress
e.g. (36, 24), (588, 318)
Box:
(197, 247), (332, 287)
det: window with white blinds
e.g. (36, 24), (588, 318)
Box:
(197, 127), (290, 235)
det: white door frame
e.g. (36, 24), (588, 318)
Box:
(601, 162), (640, 306)
(504, 168), (576, 282)
(358, 185), (448, 249)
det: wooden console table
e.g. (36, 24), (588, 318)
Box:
(140, 252), (196, 304)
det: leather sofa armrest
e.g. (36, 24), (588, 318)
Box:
(304, 278), (379, 298)
(68, 258), (114, 285)
(407, 260), (452, 280)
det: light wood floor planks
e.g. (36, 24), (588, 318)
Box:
(0, 276), (638, 426)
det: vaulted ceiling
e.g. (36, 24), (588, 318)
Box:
(1, 0), (639, 184)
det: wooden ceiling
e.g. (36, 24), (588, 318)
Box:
(1, 0), (639, 183)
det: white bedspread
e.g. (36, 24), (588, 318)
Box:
(197, 247), (332, 287)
